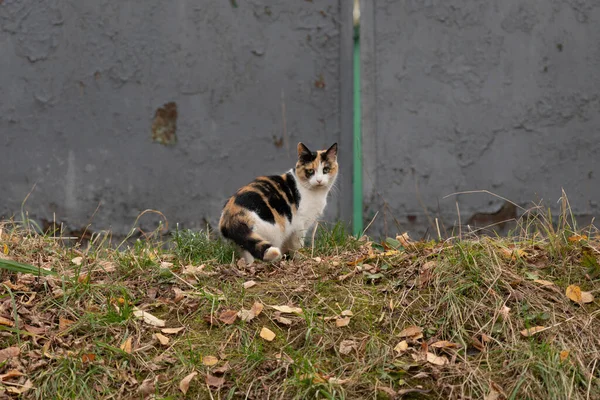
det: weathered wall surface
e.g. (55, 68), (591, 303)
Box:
(0, 0), (351, 235)
(363, 0), (600, 238)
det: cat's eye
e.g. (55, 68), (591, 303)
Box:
(306, 169), (314, 176)
(323, 167), (330, 174)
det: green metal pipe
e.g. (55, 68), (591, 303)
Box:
(352, 24), (363, 237)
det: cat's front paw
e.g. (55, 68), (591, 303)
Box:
(263, 247), (282, 262)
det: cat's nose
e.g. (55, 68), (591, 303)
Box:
(316, 178), (323, 184)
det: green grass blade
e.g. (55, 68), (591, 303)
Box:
(0, 258), (57, 276)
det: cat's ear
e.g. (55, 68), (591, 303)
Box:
(297, 142), (312, 160)
(324, 142), (338, 160)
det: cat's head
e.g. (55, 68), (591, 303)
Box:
(295, 142), (338, 189)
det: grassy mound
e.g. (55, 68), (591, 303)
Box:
(0, 211), (598, 399)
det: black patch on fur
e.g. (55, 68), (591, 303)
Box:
(284, 172), (301, 206)
(220, 219), (271, 260)
(299, 151), (317, 163)
(234, 191), (275, 224)
(254, 179), (292, 222)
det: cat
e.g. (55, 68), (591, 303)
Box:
(219, 142), (338, 265)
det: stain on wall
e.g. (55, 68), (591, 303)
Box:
(364, 0), (600, 238)
(0, 0), (348, 235)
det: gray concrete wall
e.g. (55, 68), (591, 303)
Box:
(362, 0), (600, 238)
(0, 0), (352, 235)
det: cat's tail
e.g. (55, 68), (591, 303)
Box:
(219, 211), (281, 262)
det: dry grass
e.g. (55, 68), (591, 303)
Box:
(0, 204), (599, 399)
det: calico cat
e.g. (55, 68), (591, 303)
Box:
(219, 142), (338, 264)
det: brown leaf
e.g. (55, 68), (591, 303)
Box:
(138, 377), (156, 395)
(25, 324), (45, 335)
(398, 325), (423, 339)
(173, 287), (186, 303)
(251, 301), (264, 317)
(97, 260), (117, 273)
(205, 373), (225, 389)
(161, 327), (184, 334)
(212, 362), (231, 375)
(202, 355), (219, 366)
(533, 279), (555, 286)
(58, 317), (75, 331)
(81, 353), (96, 363)
(0, 316), (14, 327)
(335, 317), (351, 327)
(6, 378), (33, 394)
(154, 333), (169, 346)
(203, 314), (218, 325)
(120, 337), (133, 353)
(273, 313), (292, 326)
(338, 339), (356, 355)
(560, 350), (570, 361)
(270, 305), (303, 314)
(243, 280), (257, 289)
(340, 310), (353, 317)
(0, 346), (20, 363)
(430, 340), (460, 349)
(394, 340), (409, 353)
(179, 371), (198, 394)
(499, 305), (511, 319)
(520, 326), (546, 337)
(0, 370), (24, 381)
(426, 352), (448, 366)
(219, 309), (238, 325)
(133, 309), (166, 327)
(238, 301), (264, 322)
(377, 386), (397, 397)
(260, 327), (276, 341)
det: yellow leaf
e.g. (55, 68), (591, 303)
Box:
(568, 234), (587, 242)
(202, 355), (219, 366)
(398, 325), (423, 339)
(336, 317), (351, 327)
(534, 279), (555, 286)
(2, 244), (8, 255)
(133, 309), (166, 327)
(426, 352), (448, 366)
(565, 285), (583, 303)
(260, 327), (276, 341)
(270, 305), (303, 314)
(520, 326), (546, 337)
(243, 280), (257, 289)
(161, 327), (184, 334)
(120, 337), (132, 353)
(430, 340), (460, 349)
(394, 340), (409, 353)
(179, 371), (198, 394)
(560, 350), (570, 361)
(154, 333), (169, 346)
(0, 316), (14, 327)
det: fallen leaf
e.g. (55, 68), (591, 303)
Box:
(273, 314), (292, 325)
(134, 309), (166, 327)
(260, 327), (276, 341)
(202, 355), (219, 366)
(173, 287), (186, 303)
(0, 316), (14, 327)
(328, 377), (351, 385)
(71, 256), (83, 266)
(97, 260), (117, 272)
(426, 352), (448, 366)
(340, 310), (353, 317)
(238, 301), (264, 322)
(499, 305), (511, 319)
(205, 373), (225, 388)
(81, 353), (96, 363)
(213, 362), (231, 375)
(313, 257), (322, 263)
(560, 350), (570, 361)
(398, 325), (423, 339)
(218, 309), (238, 325)
(138, 377), (156, 395)
(160, 261), (174, 269)
(120, 337), (133, 353)
(58, 317), (75, 331)
(154, 333), (169, 346)
(568, 234), (587, 242)
(203, 314), (218, 325)
(394, 340), (409, 353)
(397, 232), (415, 248)
(339, 339), (356, 355)
(251, 301), (264, 317)
(378, 386), (397, 397)
(179, 371), (198, 394)
(6, 379), (33, 394)
(0, 370), (24, 381)
(430, 340), (460, 349)
(520, 326), (546, 337)
(243, 280), (256, 289)
(581, 291), (594, 303)
(534, 279), (555, 286)
(270, 305), (303, 314)
(161, 327), (185, 334)
(484, 389), (501, 400)
(565, 284), (594, 303)
(336, 317), (351, 327)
